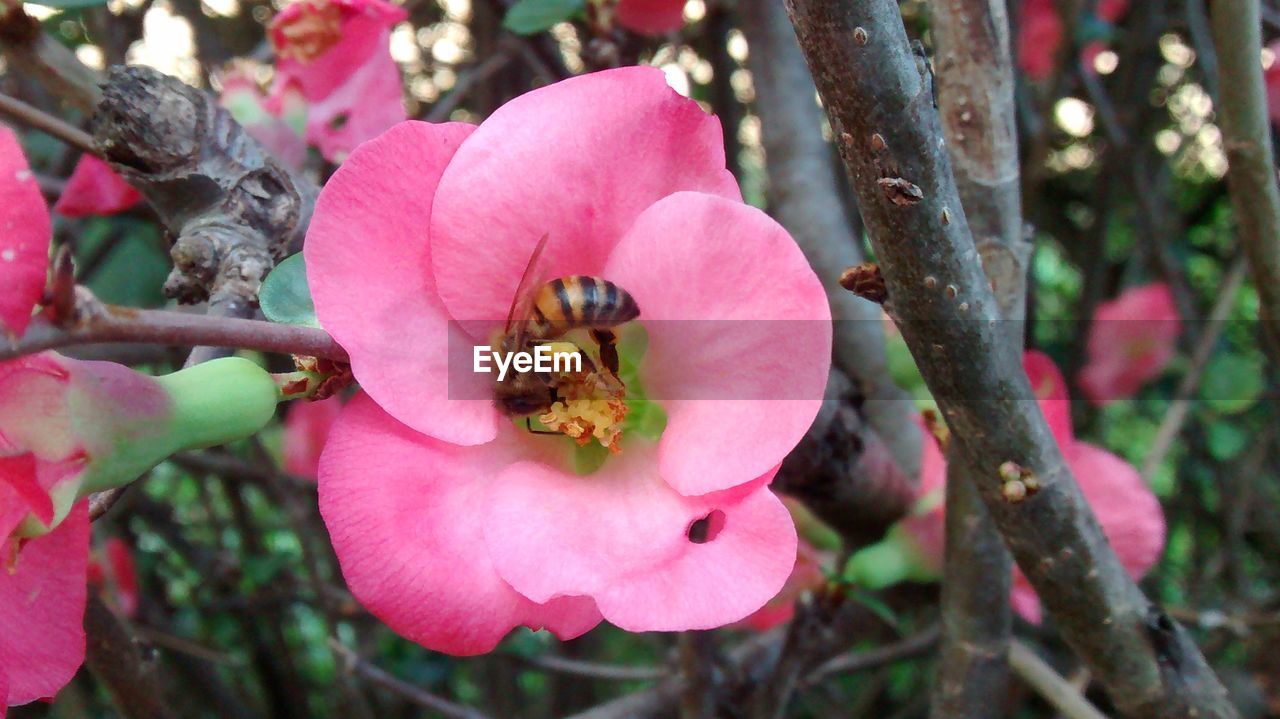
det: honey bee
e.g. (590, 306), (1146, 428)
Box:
(493, 234), (641, 418)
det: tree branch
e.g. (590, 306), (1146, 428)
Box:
(782, 0), (1238, 716)
(329, 639), (494, 719)
(91, 66), (318, 311)
(1208, 0), (1280, 365)
(84, 595), (176, 719)
(741, 0), (921, 476)
(2, 306), (348, 362)
(0, 6), (103, 112)
(0, 92), (96, 154)
(928, 0), (1026, 715)
(1009, 641), (1109, 719)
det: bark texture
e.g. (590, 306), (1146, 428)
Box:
(928, 0), (1026, 715)
(741, 0), (922, 477)
(90, 66), (318, 312)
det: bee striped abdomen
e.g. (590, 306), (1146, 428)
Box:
(531, 276), (639, 336)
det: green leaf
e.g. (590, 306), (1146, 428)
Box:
(502, 0), (583, 34)
(1200, 354), (1263, 415)
(259, 253), (318, 327)
(30, 0), (108, 8)
(1206, 421), (1248, 461)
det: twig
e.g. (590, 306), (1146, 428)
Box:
(678, 632), (718, 719)
(515, 653), (669, 681)
(783, 0), (1238, 716)
(1210, 0), (1280, 365)
(1140, 257), (1249, 482)
(1008, 641), (1110, 719)
(427, 46), (516, 121)
(806, 623), (940, 683)
(3, 306), (348, 362)
(329, 639), (494, 719)
(132, 626), (240, 665)
(84, 595), (175, 719)
(0, 92), (97, 155)
(0, 6), (103, 112)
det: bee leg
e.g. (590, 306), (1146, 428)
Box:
(590, 329), (620, 375)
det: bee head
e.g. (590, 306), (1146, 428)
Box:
(493, 372), (555, 417)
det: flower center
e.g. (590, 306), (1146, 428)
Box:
(536, 345), (630, 453)
(273, 0), (343, 62)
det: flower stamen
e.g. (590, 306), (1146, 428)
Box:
(537, 347), (629, 452)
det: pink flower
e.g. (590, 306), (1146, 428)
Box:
(1018, 0), (1128, 81)
(1, 502), (88, 715)
(268, 0), (407, 163)
(1078, 282), (1180, 405)
(0, 350), (282, 711)
(283, 395), (343, 479)
(1266, 40), (1280, 125)
(908, 351), (1165, 623)
(736, 538), (827, 631)
(52, 155), (143, 218)
(0, 128), (50, 338)
(615, 0), (686, 35)
(217, 62), (308, 170)
(87, 537), (139, 618)
(1017, 0), (1062, 81)
(306, 67), (831, 654)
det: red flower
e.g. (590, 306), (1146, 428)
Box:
(615, 0), (686, 35)
(1078, 282), (1180, 405)
(268, 0), (407, 162)
(283, 395), (342, 479)
(52, 155), (142, 218)
(0, 128), (49, 338)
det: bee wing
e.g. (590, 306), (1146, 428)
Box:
(505, 233), (550, 341)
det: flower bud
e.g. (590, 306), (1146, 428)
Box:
(4, 354), (281, 539)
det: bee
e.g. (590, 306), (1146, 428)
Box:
(493, 234), (641, 418)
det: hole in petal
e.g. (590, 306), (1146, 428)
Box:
(686, 509), (726, 544)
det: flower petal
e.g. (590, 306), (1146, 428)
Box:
(0, 502), (88, 707)
(270, 0), (406, 102)
(0, 129), (50, 338)
(1023, 350), (1073, 445)
(305, 121), (501, 446)
(429, 66), (740, 331)
(283, 395), (343, 479)
(603, 192), (831, 495)
(52, 155), (142, 218)
(484, 447), (796, 631)
(1078, 282), (1181, 405)
(318, 393), (600, 655)
(302, 41), (405, 162)
(0, 454), (50, 536)
(616, 0), (686, 35)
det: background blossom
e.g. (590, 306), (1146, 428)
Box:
(1078, 282), (1181, 405)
